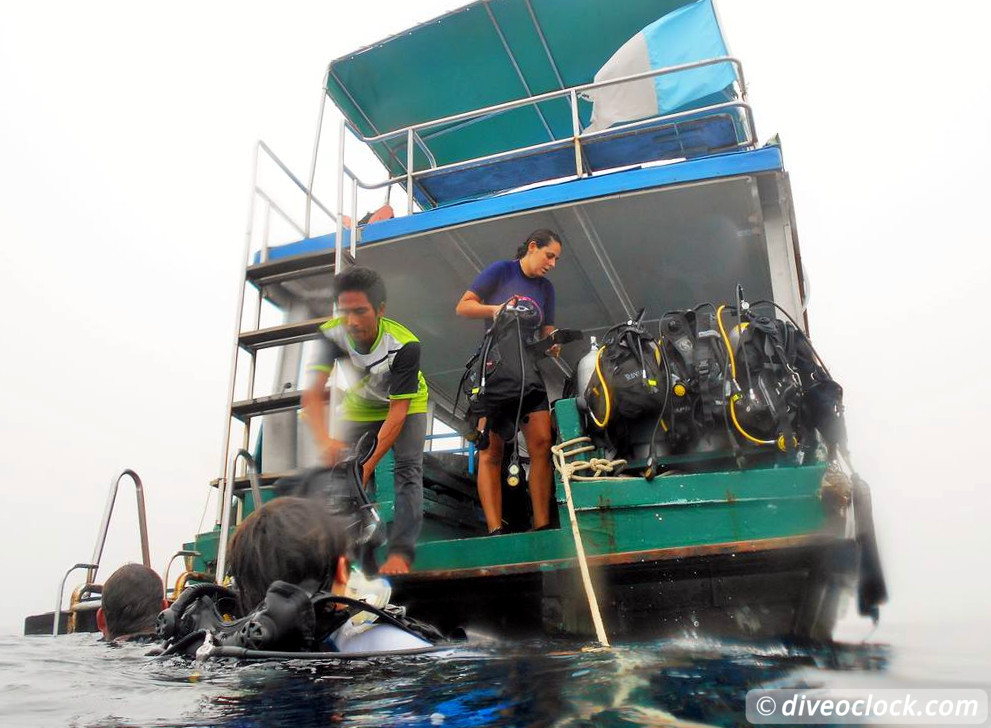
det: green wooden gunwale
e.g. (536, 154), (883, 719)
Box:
(185, 397), (839, 576)
(409, 461), (831, 573)
(186, 454), (836, 578)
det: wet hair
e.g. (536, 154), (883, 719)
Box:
(228, 497), (350, 612)
(101, 564), (163, 639)
(333, 266), (387, 311)
(514, 229), (562, 260)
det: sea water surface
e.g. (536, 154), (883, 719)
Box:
(1, 621), (987, 727)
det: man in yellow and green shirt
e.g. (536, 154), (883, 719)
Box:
(302, 266), (428, 575)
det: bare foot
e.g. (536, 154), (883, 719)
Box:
(379, 553), (410, 575)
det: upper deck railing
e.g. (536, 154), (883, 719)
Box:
(305, 55), (754, 265)
(238, 56), (755, 276)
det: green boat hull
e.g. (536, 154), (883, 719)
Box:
(184, 399), (854, 641)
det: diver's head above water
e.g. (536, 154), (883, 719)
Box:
(97, 563), (167, 641)
(228, 497), (351, 612)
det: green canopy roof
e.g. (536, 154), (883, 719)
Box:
(326, 0), (696, 181)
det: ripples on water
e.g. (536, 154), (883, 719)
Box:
(0, 630), (904, 728)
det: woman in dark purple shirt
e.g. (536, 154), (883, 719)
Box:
(455, 229), (562, 534)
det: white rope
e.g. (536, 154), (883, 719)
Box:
(551, 437), (635, 481)
(549, 436), (610, 647)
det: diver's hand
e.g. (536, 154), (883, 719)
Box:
(544, 327), (562, 357)
(495, 296), (522, 319)
(361, 461), (374, 487)
(319, 438), (349, 466)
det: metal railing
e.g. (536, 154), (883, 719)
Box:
(215, 449), (264, 583)
(425, 431), (477, 475)
(163, 549), (200, 599)
(53, 468), (150, 636)
(53, 563), (97, 636)
(87, 469), (150, 584)
(258, 140), (337, 248)
(316, 56), (754, 215)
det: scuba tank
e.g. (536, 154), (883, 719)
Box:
(155, 583), (241, 646)
(568, 289), (846, 475)
(584, 309), (664, 429)
(657, 307), (731, 454)
(724, 309), (801, 450)
(734, 297), (847, 457)
(156, 580), (315, 655)
(574, 336), (598, 412)
(456, 297), (545, 486)
(458, 296), (544, 418)
(582, 310), (666, 461)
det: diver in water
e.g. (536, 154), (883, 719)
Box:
(229, 497), (432, 653)
(156, 497), (443, 657)
(455, 229), (562, 534)
(98, 564), (167, 643)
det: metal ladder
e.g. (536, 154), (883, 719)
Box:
(211, 137), (360, 584)
(209, 105), (479, 582)
(53, 469), (150, 636)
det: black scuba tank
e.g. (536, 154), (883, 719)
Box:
(229, 580), (316, 652)
(156, 582), (240, 643)
(729, 312), (801, 447)
(738, 300), (847, 457)
(584, 311), (664, 428)
(659, 309), (730, 453)
(460, 298), (545, 416)
(158, 580), (318, 657)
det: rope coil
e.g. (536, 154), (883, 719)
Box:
(551, 437), (634, 481)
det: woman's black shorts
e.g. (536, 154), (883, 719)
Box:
(484, 390), (550, 442)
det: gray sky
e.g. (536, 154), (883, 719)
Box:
(1, 0), (989, 641)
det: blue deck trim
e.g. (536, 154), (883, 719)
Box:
(367, 145), (782, 243)
(260, 146), (782, 261)
(252, 229), (352, 264)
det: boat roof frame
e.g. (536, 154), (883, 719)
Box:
(308, 54), (753, 254)
(314, 0), (751, 214)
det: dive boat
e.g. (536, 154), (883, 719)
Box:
(35, 0), (885, 643)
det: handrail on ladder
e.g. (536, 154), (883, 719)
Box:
(215, 139), (346, 535)
(163, 549), (201, 600)
(52, 469), (150, 636)
(87, 469), (151, 585)
(53, 563), (97, 637)
(235, 449), (264, 513)
(214, 449), (263, 585)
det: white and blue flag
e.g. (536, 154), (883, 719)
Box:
(585, 0), (736, 132)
